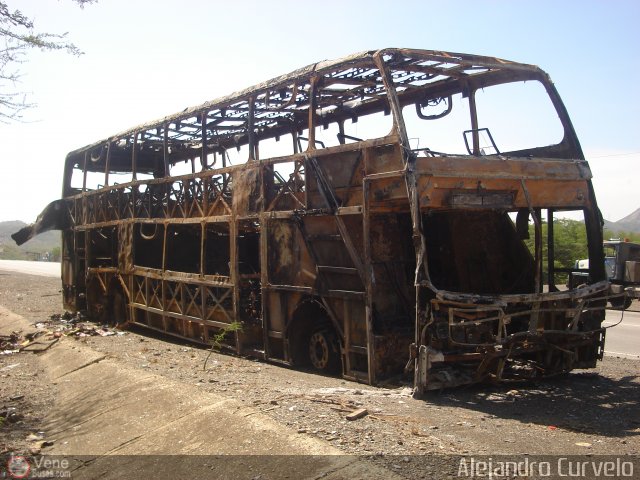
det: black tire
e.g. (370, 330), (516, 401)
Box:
(610, 296), (632, 310)
(307, 327), (341, 374)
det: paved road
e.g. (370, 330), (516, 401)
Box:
(603, 307), (640, 359)
(0, 259), (60, 278)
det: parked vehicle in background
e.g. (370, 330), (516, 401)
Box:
(605, 240), (639, 309)
(571, 240), (639, 310)
(13, 48), (609, 393)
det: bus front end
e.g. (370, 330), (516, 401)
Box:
(410, 155), (608, 393)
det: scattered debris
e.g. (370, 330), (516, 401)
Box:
(0, 407), (23, 423)
(1, 312), (125, 357)
(34, 312), (126, 340)
(28, 439), (55, 455)
(0, 332), (23, 353)
(21, 338), (59, 353)
(26, 433), (45, 443)
(346, 408), (369, 421)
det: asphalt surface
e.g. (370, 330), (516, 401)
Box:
(604, 308), (640, 359)
(0, 260), (60, 278)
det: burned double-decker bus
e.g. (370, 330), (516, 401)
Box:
(15, 49), (609, 392)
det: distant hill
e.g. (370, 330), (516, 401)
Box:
(604, 207), (640, 235)
(0, 220), (60, 260)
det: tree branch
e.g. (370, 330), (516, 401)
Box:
(0, 0), (94, 120)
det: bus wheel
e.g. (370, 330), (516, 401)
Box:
(308, 327), (340, 374)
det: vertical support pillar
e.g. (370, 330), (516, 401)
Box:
(260, 213), (270, 358)
(362, 153), (376, 384)
(468, 88), (480, 156)
(104, 141), (112, 187)
(161, 221), (168, 332)
(82, 152), (88, 192)
(163, 124), (170, 177)
(201, 112), (208, 170)
(230, 218), (240, 353)
(548, 209), (556, 290)
(307, 76), (318, 151)
(131, 133), (138, 221)
(248, 96), (256, 161)
(132, 132), (139, 181)
(374, 51), (429, 392)
(292, 129), (299, 154)
(200, 222), (206, 278)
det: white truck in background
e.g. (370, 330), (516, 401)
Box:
(574, 240), (640, 309)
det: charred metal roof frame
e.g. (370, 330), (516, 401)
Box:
(64, 48), (550, 168)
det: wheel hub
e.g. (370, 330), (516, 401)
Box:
(309, 331), (330, 370)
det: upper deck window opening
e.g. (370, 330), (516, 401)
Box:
(108, 171), (133, 186)
(474, 80), (564, 154)
(69, 162), (85, 191)
(313, 65), (393, 148)
(169, 158), (196, 177)
(314, 108), (394, 148)
(403, 80), (565, 157)
(70, 163), (107, 192)
(257, 132), (300, 159)
(404, 92), (471, 155)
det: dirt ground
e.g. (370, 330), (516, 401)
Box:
(1, 270), (639, 477)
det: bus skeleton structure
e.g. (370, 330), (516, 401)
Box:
(14, 48), (611, 393)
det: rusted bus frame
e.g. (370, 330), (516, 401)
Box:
(73, 177), (234, 226)
(64, 50), (544, 169)
(430, 332), (604, 383)
(441, 297), (610, 349)
(359, 150), (606, 390)
(64, 49), (557, 208)
(68, 149), (365, 228)
(72, 145), (603, 384)
(370, 52), (603, 391)
(260, 194), (369, 380)
(51, 48), (607, 391)
(304, 156), (366, 283)
(129, 271), (237, 343)
(422, 280), (610, 306)
(265, 159), (306, 212)
(68, 136), (398, 219)
(436, 293), (609, 364)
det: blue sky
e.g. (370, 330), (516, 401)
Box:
(1, 0), (638, 222)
